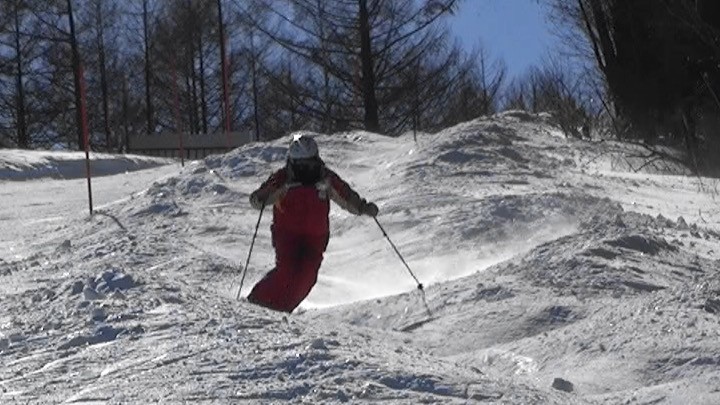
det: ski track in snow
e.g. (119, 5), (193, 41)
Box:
(1, 111), (720, 404)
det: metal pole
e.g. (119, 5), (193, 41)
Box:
(374, 217), (422, 288)
(374, 217), (432, 316)
(236, 204), (265, 299)
(79, 63), (93, 215)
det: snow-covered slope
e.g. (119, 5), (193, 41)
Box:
(1, 112), (719, 404)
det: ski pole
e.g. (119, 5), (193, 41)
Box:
(374, 217), (432, 316)
(236, 204), (265, 300)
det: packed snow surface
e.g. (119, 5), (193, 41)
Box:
(1, 112), (720, 404)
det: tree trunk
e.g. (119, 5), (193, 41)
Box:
(412, 61), (420, 141)
(358, 0), (380, 133)
(287, 57), (296, 131)
(122, 75), (129, 152)
(323, 70), (332, 132)
(316, 0), (331, 132)
(95, 0), (112, 148)
(185, 0), (200, 135)
(143, 0), (154, 134)
(217, 0), (230, 133)
(197, 32), (208, 134)
(251, 34), (261, 141)
(67, 0), (84, 150)
(13, 0), (28, 148)
(581, 0), (625, 119)
(189, 55), (199, 135)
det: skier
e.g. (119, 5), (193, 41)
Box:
(246, 133), (379, 312)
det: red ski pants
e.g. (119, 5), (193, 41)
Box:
(247, 230), (328, 313)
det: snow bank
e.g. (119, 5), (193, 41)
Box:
(0, 149), (174, 181)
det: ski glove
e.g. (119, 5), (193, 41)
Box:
(362, 201), (379, 217)
(249, 192), (266, 210)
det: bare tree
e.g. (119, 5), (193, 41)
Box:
(476, 46), (506, 116)
(434, 48), (506, 128)
(504, 60), (593, 138)
(66, 0), (84, 149)
(546, 0), (720, 167)
(82, 0), (121, 149)
(503, 79), (529, 112)
(249, 31), (261, 141)
(241, 0), (459, 135)
(0, 0), (542, 153)
(1, 0), (30, 147)
(217, 0), (231, 133)
(261, 52), (316, 136)
(142, 0), (154, 134)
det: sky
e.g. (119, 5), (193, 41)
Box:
(449, 0), (559, 81)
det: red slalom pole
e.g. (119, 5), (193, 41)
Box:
(79, 63), (93, 215)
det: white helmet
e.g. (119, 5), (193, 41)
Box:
(287, 134), (319, 160)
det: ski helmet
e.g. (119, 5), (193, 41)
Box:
(287, 134), (319, 161)
(287, 134), (323, 185)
